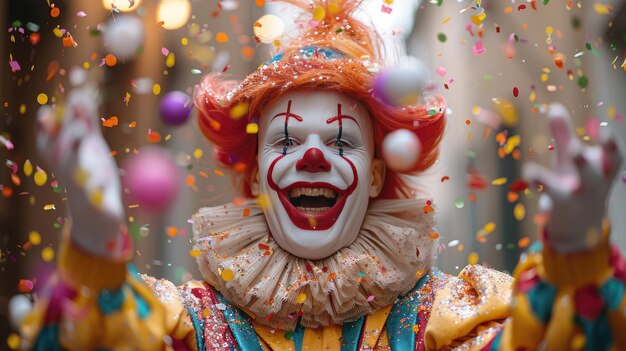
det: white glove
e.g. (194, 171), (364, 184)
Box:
(36, 69), (126, 259)
(523, 103), (624, 253)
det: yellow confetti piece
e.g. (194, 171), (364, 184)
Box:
(471, 106), (481, 115)
(246, 123), (259, 134)
(468, 252), (479, 265)
(43, 204), (56, 210)
(514, 203), (525, 221)
(203, 308), (211, 318)
(23, 159), (33, 177)
(484, 222), (496, 233)
(37, 93), (48, 105)
(41, 247), (55, 262)
(29, 230), (41, 245)
(221, 268), (235, 282)
(545, 26), (553, 35)
(313, 5), (326, 22)
(411, 325), (419, 333)
(181, 37), (188, 46)
(296, 293), (306, 304)
(608, 106), (616, 119)
(491, 177), (507, 186)
(7, 333), (20, 350)
(193, 148), (203, 159)
(190, 249), (202, 257)
(152, 84), (162, 95)
(165, 52), (176, 68)
(229, 102), (249, 120)
(34, 169), (48, 186)
(594, 4), (610, 14)
(19, 104), (27, 114)
(504, 135), (520, 154)
(470, 12), (486, 25)
(257, 193), (271, 209)
(52, 27), (63, 38)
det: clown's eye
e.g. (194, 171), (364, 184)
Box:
(280, 138), (295, 147)
(329, 138), (353, 149)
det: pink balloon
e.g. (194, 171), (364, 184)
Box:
(123, 147), (179, 213)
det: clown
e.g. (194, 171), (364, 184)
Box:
(16, 0), (626, 350)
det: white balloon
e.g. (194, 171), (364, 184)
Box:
(382, 129), (422, 172)
(379, 56), (429, 106)
(253, 14), (285, 44)
(103, 15), (145, 61)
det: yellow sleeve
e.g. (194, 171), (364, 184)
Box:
(19, 228), (199, 351)
(424, 265), (513, 351)
(496, 223), (626, 351)
(425, 221), (626, 351)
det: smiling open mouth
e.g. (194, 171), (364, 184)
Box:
(277, 182), (348, 230)
(288, 187), (338, 213)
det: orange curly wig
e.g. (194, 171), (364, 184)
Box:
(194, 0), (446, 199)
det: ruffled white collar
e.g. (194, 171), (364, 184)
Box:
(192, 198), (437, 330)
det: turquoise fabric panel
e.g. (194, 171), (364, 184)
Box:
(386, 273), (430, 351)
(527, 281), (557, 323)
(341, 316), (365, 351)
(215, 291), (263, 351)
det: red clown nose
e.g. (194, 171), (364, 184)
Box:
(296, 148), (331, 173)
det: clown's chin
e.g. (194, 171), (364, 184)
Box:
(277, 182), (348, 231)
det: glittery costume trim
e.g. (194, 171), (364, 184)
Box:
(424, 265), (513, 350)
(192, 198), (437, 330)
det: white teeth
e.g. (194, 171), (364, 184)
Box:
(296, 206), (331, 212)
(289, 187), (338, 199)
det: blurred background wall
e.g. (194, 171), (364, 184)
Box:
(1, 0), (625, 343)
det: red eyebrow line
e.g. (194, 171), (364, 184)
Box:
(271, 100), (303, 123)
(326, 104), (359, 127)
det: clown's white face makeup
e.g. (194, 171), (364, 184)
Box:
(255, 90), (384, 260)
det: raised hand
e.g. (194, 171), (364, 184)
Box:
(36, 69), (126, 259)
(523, 103), (624, 253)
